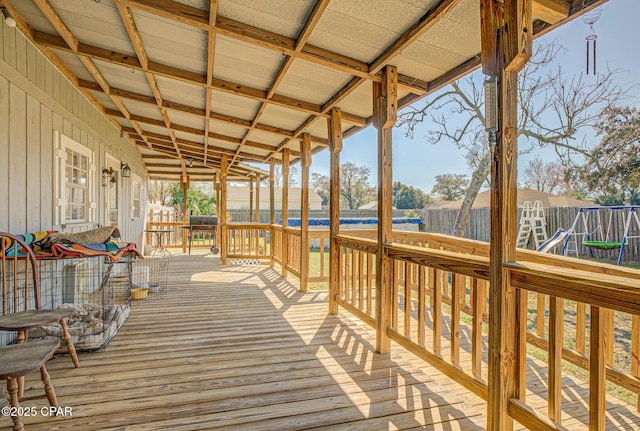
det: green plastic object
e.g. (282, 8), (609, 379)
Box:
(582, 240), (627, 250)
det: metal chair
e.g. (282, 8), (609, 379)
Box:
(0, 338), (61, 430)
(0, 232), (79, 397)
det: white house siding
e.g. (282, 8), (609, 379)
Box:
(0, 24), (147, 245)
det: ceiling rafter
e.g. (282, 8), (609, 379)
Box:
(31, 0), (151, 149)
(230, 0), (331, 168)
(265, 0), (464, 162)
(33, 30), (368, 128)
(136, 136), (269, 164)
(0, 2), (117, 129)
(110, 0), (428, 95)
(124, 124), (300, 160)
(116, 2), (181, 156)
(77, 80), (329, 146)
(203, 0), (218, 166)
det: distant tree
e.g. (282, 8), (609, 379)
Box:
(310, 162), (376, 209)
(168, 185), (216, 217)
(431, 174), (469, 201)
(398, 39), (623, 236)
(273, 165), (298, 187)
(392, 181), (430, 209)
(341, 162), (375, 209)
(311, 172), (330, 206)
(521, 156), (565, 194)
(148, 180), (173, 205)
(575, 106), (640, 204)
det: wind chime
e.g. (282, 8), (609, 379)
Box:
(582, 7), (602, 75)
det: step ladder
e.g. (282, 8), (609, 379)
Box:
(517, 200), (549, 249)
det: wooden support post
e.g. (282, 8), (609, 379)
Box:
(282, 149), (290, 277)
(220, 155), (228, 265)
(255, 175), (261, 223)
(300, 134), (311, 293)
(328, 108), (343, 315)
(214, 173), (220, 254)
(181, 179), (189, 223)
(249, 178), (254, 223)
(270, 160), (275, 266)
(482, 1), (531, 429)
(374, 65), (397, 355)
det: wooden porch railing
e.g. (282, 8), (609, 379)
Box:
(224, 223), (270, 260)
(332, 231), (640, 431)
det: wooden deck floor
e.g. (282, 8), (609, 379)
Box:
(5, 253), (640, 430)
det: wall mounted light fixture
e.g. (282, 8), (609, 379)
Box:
(187, 157), (193, 167)
(0, 7), (17, 28)
(121, 162), (131, 178)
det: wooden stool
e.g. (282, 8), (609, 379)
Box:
(0, 339), (60, 431)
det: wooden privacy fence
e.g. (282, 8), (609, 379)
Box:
(422, 207), (640, 263)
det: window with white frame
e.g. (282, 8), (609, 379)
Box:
(65, 147), (91, 222)
(132, 174), (142, 220)
(54, 132), (95, 225)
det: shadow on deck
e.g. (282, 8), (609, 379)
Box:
(6, 253), (640, 430)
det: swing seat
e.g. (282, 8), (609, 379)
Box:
(583, 240), (627, 250)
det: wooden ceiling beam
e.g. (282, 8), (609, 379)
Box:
(136, 140), (264, 176)
(35, 30), (368, 127)
(204, 0), (218, 165)
(370, 0), (463, 74)
(532, 0), (569, 24)
(84, 81), (328, 145)
(231, 0), (330, 167)
(110, 0), (426, 95)
(116, 3), (182, 156)
(31, 0), (152, 149)
(127, 126), (295, 162)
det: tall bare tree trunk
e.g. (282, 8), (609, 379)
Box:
(452, 147), (493, 237)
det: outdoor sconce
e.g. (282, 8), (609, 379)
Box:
(102, 167), (116, 187)
(0, 8), (17, 28)
(484, 75), (498, 132)
(121, 162), (131, 178)
(187, 157), (193, 167)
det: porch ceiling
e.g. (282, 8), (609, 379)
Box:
(0, 0), (606, 180)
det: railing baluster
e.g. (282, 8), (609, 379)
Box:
(632, 314), (640, 411)
(366, 252), (373, 315)
(418, 265), (426, 347)
(358, 250), (364, 311)
(451, 273), (460, 365)
(433, 269), (442, 355)
(589, 305), (607, 431)
(428, 267), (436, 308)
(536, 293), (545, 337)
(548, 296), (564, 422)
(351, 248), (356, 306)
(404, 261), (411, 338)
(576, 302), (586, 354)
(392, 260), (399, 329)
(471, 278), (484, 379)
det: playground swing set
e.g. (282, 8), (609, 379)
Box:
(538, 206), (640, 265)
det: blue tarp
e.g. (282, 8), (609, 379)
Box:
(280, 217), (422, 227)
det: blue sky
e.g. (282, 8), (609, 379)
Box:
(303, 0), (640, 194)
